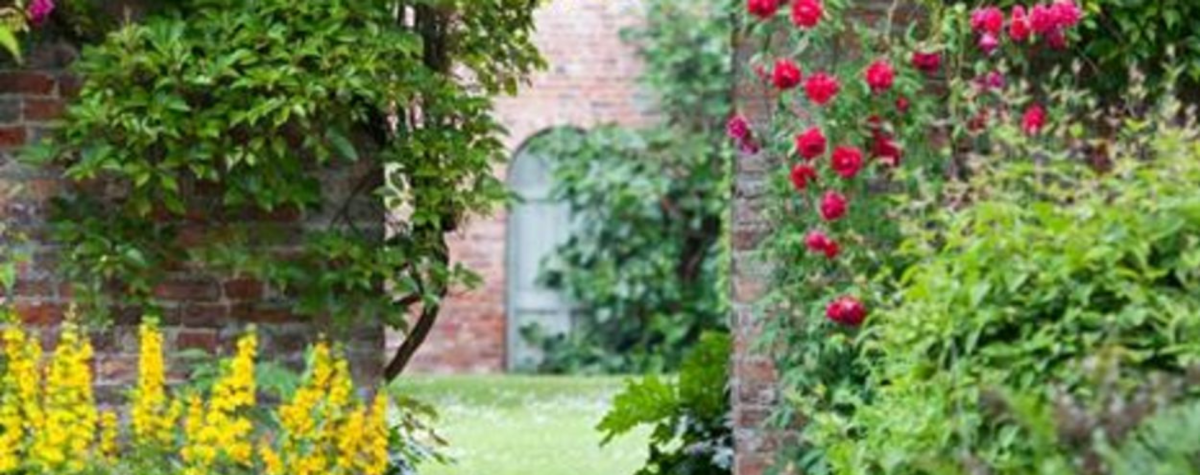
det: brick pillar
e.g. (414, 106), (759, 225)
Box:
(0, 40), (384, 400)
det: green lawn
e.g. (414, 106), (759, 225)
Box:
(392, 375), (650, 475)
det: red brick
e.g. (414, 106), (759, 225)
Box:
(154, 279), (220, 302)
(0, 72), (56, 96)
(223, 278), (264, 301)
(179, 303), (230, 327)
(57, 74), (83, 99)
(231, 303), (298, 323)
(14, 302), (64, 326)
(0, 126), (26, 148)
(175, 329), (219, 352)
(23, 98), (65, 121)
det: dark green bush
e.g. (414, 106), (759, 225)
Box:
(598, 331), (733, 475)
(521, 0), (733, 374)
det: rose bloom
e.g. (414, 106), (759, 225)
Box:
(28, 0), (54, 24)
(772, 58), (803, 90)
(747, 0), (780, 20)
(790, 163), (818, 191)
(819, 191), (848, 221)
(1030, 4), (1057, 34)
(727, 115), (751, 142)
(1022, 104), (1047, 135)
(978, 32), (1000, 55)
(830, 146), (864, 179)
(791, 0), (823, 28)
(1052, 0), (1082, 28)
(872, 133), (902, 167)
(804, 72), (840, 106)
(804, 230), (839, 259)
(911, 51), (941, 75)
(826, 296), (867, 327)
(1009, 5), (1031, 42)
(865, 59), (895, 94)
(970, 7), (1005, 34)
(795, 127), (827, 160)
(896, 96), (910, 114)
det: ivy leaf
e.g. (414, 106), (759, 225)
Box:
(326, 129), (359, 162)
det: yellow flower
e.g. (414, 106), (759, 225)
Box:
(131, 318), (176, 448)
(99, 410), (119, 460)
(31, 317), (97, 473)
(182, 330), (258, 471)
(0, 320), (40, 472)
(363, 392), (390, 475)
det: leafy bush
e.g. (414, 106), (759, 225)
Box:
(522, 0), (733, 374)
(27, 0), (542, 379)
(809, 106), (1200, 474)
(0, 314), (443, 474)
(598, 332), (733, 475)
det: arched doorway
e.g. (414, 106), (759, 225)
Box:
(506, 143), (573, 370)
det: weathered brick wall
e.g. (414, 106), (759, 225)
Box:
(406, 0), (654, 373)
(0, 41), (384, 397)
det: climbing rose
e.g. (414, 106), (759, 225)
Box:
(911, 51), (941, 75)
(1022, 104), (1046, 135)
(826, 296), (867, 327)
(804, 72), (840, 106)
(1052, 0), (1082, 28)
(978, 32), (1000, 55)
(1009, 6), (1031, 42)
(1030, 4), (1057, 34)
(727, 115), (751, 142)
(976, 70), (1006, 90)
(805, 231), (840, 259)
(1045, 29), (1067, 49)
(791, 0), (823, 29)
(28, 0), (54, 24)
(795, 127), (827, 160)
(772, 59), (803, 90)
(819, 191), (847, 221)
(970, 7), (1005, 34)
(790, 163), (818, 191)
(896, 96), (910, 114)
(872, 134), (902, 167)
(865, 60), (895, 94)
(830, 146), (863, 179)
(747, 0), (780, 20)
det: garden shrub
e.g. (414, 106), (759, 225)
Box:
(26, 0), (542, 379)
(522, 0), (733, 374)
(598, 331), (733, 475)
(0, 313), (442, 475)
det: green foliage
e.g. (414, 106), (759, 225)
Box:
(598, 332), (733, 475)
(27, 0), (542, 371)
(1108, 396), (1200, 475)
(522, 0), (733, 374)
(811, 107), (1200, 474)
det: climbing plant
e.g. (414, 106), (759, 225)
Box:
(26, 0), (543, 380)
(523, 0), (734, 374)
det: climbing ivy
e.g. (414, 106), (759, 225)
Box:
(27, 0), (543, 380)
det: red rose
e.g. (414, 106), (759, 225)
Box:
(795, 127), (827, 160)
(1045, 28), (1067, 49)
(1052, 0), (1081, 28)
(1009, 5), (1031, 42)
(804, 230), (840, 259)
(1022, 104), (1046, 135)
(970, 7), (1005, 34)
(896, 96), (910, 114)
(819, 191), (848, 221)
(968, 109), (990, 132)
(865, 59), (895, 94)
(978, 32), (1000, 55)
(911, 51), (941, 75)
(871, 134), (902, 167)
(747, 0), (780, 20)
(826, 296), (867, 327)
(1030, 4), (1057, 34)
(831, 146), (863, 179)
(727, 115), (751, 141)
(772, 58), (803, 91)
(804, 72), (840, 106)
(790, 163), (818, 191)
(791, 0), (823, 29)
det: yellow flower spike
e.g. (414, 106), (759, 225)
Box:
(32, 315), (98, 473)
(364, 392), (390, 475)
(98, 410), (119, 460)
(259, 440), (283, 475)
(182, 330), (258, 472)
(132, 317), (174, 448)
(0, 322), (39, 472)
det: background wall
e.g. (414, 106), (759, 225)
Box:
(405, 0), (655, 374)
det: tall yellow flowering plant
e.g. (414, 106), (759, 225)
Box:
(0, 314), (398, 475)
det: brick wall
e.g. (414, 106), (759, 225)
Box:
(406, 0), (654, 373)
(0, 41), (384, 398)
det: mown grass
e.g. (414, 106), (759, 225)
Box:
(393, 375), (650, 475)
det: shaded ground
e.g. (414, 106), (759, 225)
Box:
(393, 375), (650, 475)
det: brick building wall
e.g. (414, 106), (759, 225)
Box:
(0, 40), (384, 398)
(406, 0), (654, 373)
